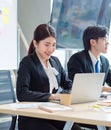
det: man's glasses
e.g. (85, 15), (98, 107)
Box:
(98, 36), (109, 43)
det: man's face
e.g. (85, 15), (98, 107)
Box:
(90, 36), (109, 54)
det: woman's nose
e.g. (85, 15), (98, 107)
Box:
(48, 46), (54, 52)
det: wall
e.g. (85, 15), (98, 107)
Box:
(18, 0), (51, 61)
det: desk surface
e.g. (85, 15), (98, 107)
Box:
(0, 102), (111, 127)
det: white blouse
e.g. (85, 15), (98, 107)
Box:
(40, 60), (59, 93)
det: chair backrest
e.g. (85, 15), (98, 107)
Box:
(0, 70), (17, 130)
(0, 70), (16, 104)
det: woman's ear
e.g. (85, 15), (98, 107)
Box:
(33, 40), (37, 48)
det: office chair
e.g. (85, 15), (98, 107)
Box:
(0, 70), (17, 130)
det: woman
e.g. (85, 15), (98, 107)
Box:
(16, 24), (82, 130)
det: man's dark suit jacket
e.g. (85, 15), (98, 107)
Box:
(67, 50), (111, 86)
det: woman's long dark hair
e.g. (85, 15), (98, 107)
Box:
(28, 24), (56, 55)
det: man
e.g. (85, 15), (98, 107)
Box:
(67, 25), (111, 92)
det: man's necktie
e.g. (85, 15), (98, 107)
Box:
(95, 60), (99, 73)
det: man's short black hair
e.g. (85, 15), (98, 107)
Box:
(83, 25), (108, 50)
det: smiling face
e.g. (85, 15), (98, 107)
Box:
(33, 36), (56, 62)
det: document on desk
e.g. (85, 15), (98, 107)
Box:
(97, 99), (111, 106)
(93, 99), (111, 113)
(10, 102), (72, 113)
(38, 103), (72, 113)
(10, 102), (40, 109)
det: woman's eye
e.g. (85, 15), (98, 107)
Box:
(45, 44), (49, 46)
(53, 43), (56, 47)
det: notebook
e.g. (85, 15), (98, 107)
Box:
(71, 73), (105, 104)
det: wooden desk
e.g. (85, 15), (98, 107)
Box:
(0, 102), (111, 130)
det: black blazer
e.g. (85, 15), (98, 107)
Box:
(16, 52), (72, 102)
(67, 50), (111, 86)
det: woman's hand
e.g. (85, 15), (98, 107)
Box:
(49, 94), (60, 100)
(102, 86), (111, 92)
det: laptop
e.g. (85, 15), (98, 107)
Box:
(71, 73), (105, 104)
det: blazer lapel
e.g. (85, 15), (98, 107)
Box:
(85, 51), (94, 72)
(32, 52), (50, 92)
(100, 56), (106, 72)
(49, 57), (60, 85)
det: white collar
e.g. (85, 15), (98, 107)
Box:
(88, 50), (101, 65)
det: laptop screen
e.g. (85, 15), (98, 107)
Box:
(71, 73), (105, 104)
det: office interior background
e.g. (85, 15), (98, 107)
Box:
(0, 0), (111, 96)
(0, 0), (111, 129)
(0, 0), (111, 71)
(18, 0), (111, 71)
